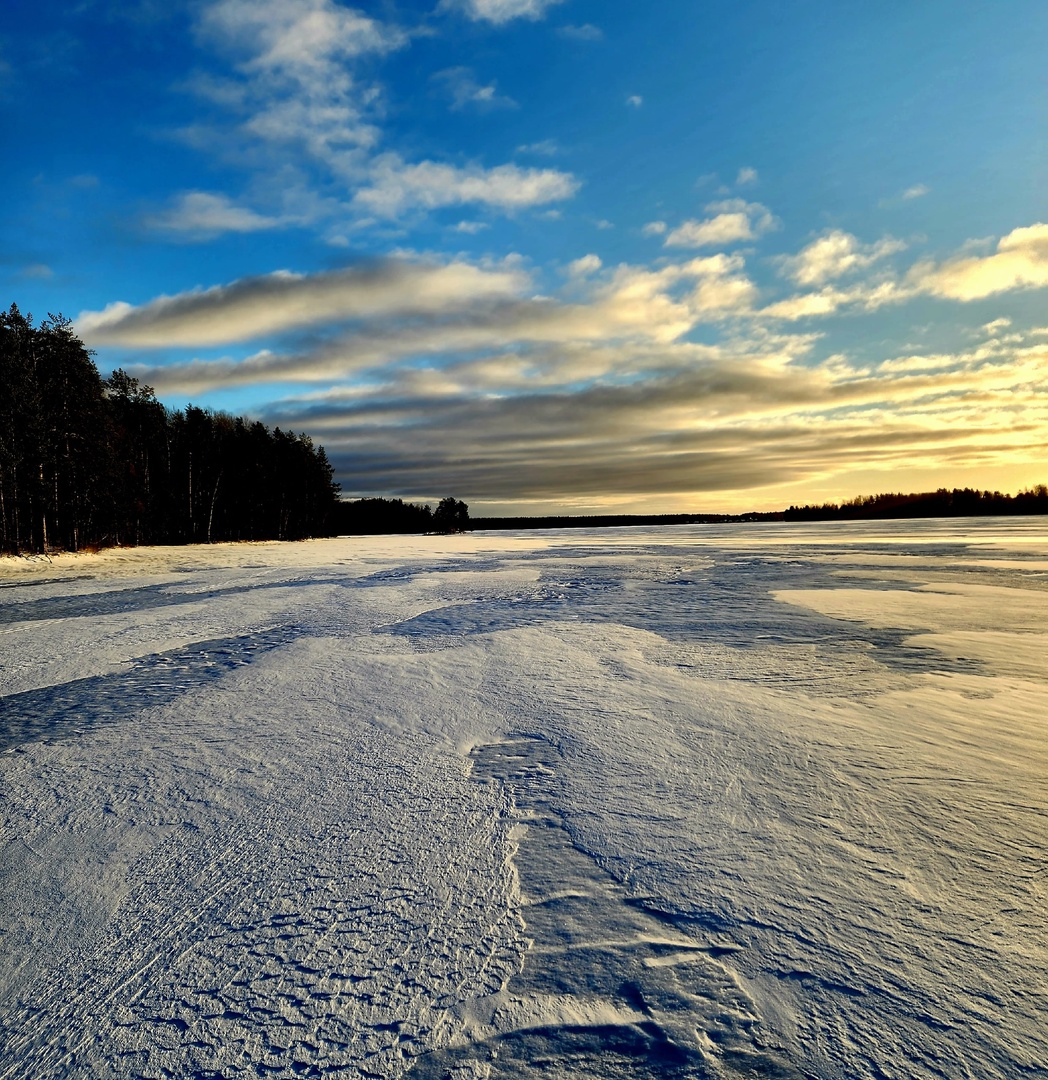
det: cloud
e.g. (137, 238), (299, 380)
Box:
(89, 245), (1048, 507)
(432, 67), (517, 111)
(759, 279), (908, 321)
(736, 166), (758, 186)
(664, 199), (777, 248)
(146, 191), (284, 238)
(761, 222), (1048, 321)
(191, 0), (405, 176)
(626, 95), (643, 108)
(118, 250), (764, 400)
(567, 254), (602, 277)
(441, 0), (565, 24)
(516, 139), (558, 156)
(353, 158), (579, 217)
(779, 230), (906, 287)
(642, 221), (667, 237)
(199, 0), (403, 71)
(902, 184), (930, 200)
(908, 224), (1048, 301)
(77, 260), (530, 347)
(980, 318), (1012, 337)
(557, 24), (602, 41)
(184, 0), (576, 231)
(256, 329), (1048, 505)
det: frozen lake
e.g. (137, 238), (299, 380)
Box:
(1, 520), (1046, 1079)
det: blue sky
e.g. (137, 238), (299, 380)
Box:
(3, 0), (1047, 513)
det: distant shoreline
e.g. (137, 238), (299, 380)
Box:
(472, 486), (1048, 531)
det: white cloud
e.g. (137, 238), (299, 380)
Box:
(779, 230), (906, 287)
(432, 67), (517, 111)
(516, 139), (558, 156)
(187, 0), (577, 229)
(760, 279), (909, 321)
(453, 220), (490, 233)
(664, 199), (776, 248)
(642, 221), (667, 237)
(192, 0), (405, 176)
(146, 191), (283, 238)
(908, 223), (1048, 301)
(558, 23), (602, 41)
(736, 166), (758, 186)
(761, 223), (1048, 319)
(626, 95), (643, 108)
(88, 242), (1048, 508)
(567, 254), (602, 277)
(199, 0), (402, 72)
(980, 318), (1012, 337)
(353, 158), (579, 217)
(902, 184), (930, 200)
(77, 260), (530, 347)
(442, 0), (565, 24)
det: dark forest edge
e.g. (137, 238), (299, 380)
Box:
(473, 486), (1048, 532)
(1, 305), (471, 555)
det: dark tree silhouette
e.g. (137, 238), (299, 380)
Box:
(334, 498), (434, 535)
(433, 497), (469, 533)
(0, 307), (342, 554)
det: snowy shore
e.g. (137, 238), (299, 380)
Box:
(2, 521), (1046, 1078)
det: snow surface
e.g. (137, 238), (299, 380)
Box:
(1, 520), (1046, 1079)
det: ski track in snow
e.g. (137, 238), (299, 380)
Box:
(0, 521), (1046, 1079)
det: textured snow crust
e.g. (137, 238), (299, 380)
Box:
(1, 520), (1046, 1079)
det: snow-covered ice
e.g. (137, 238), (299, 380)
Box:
(1, 520), (1045, 1079)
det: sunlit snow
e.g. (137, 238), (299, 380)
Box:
(1, 520), (1045, 1079)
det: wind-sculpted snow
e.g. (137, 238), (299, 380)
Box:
(0, 522), (1045, 1079)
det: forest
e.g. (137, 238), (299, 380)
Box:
(0, 304), (341, 554)
(784, 487), (1048, 520)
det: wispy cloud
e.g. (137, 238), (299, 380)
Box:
(194, 0), (405, 164)
(353, 158), (579, 218)
(626, 95), (643, 108)
(145, 191), (284, 238)
(516, 139), (559, 156)
(77, 259), (529, 347)
(257, 328), (1048, 505)
(736, 166), (758, 186)
(432, 67), (517, 111)
(557, 23), (602, 41)
(181, 0), (577, 229)
(566, 254), (602, 277)
(765, 222), (1048, 319)
(81, 227), (1048, 506)
(778, 229), (906, 287)
(440, 0), (566, 24)
(664, 199), (777, 248)
(902, 183), (930, 200)
(908, 223), (1048, 301)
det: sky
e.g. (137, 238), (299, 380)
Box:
(3, 0), (1047, 515)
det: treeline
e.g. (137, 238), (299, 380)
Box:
(471, 511), (784, 530)
(785, 487), (1048, 521)
(335, 497), (469, 535)
(1, 304), (341, 554)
